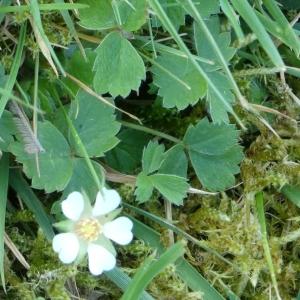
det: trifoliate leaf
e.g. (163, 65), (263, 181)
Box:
(62, 158), (104, 200)
(142, 141), (165, 174)
(194, 16), (236, 71)
(159, 144), (188, 178)
(10, 121), (73, 193)
(135, 172), (188, 205)
(78, 0), (147, 31)
(0, 110), (16, 151)
(152, 0), (185, 30)
(63, 48), (96, 94)
(206, 71), (235, 123)
(93, 31), (146, 98)
(70, 90), (121, 157)
(152, 53), (207, 110)
(105, 129), (150, 173)
(184, 118), (243, 191)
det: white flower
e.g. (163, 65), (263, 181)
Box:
(52, 188), (133, 275)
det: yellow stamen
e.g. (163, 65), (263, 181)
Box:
(75, 218), (102, 242)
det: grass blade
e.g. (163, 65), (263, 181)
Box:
(0, 3), (88, 13)
(106, 268), (154, 300)
(121, 241), (185, 300)
(0, 22), (26, 119)
(0, 153), (9, 290)
(9, 170), (54, 241)
(182, 0), (248, 109)
(148, 0), (245, 129)
(28, 0), (65, 76)
(262, 0), (300, 55)
(255, 192), (282, 300)
(255, 10), (300, 53)
(54, 0), (86, 60)
(220, 0), (244, 40)
(132, 218), (225, 300)
(124, 204), (239, 272)
(0, 0), (11, 23)
(230, 0), (285, 68)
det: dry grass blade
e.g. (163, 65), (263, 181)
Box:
(4, 232), (30, 270)
(29, 16), (58, 76)
(66, 73), (141, 123)
(9, 101), (44, 154)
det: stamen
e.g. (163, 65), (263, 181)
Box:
(75, 218), (102, 242)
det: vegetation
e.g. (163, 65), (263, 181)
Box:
(0, 0), (300, 299)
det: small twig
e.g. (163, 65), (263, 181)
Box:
(164, 199), (174, 246)
(4, 232), (30, 270)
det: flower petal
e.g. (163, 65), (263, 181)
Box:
(103, 217), (133, 245)
(61, 191), (84, 221)
(52, 233), (79, 264)
(92, 187), (121, 217)
(87, 243), (116, 275)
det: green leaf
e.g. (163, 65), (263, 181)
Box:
(78, 0), (147, 31)
(281, 185), (300, 208)
(206, 72), (235, 123)
(184, 118), (243, 191)
(194, 0), (220, 17)
(152, 52), (207, 109)
(117, 0), (148, 32)
(135, 172), (188, 205)
(142, 140), (165, 174)
(69, 89), (121, 157)
(121, 241), (185, 300)
(193, 16), (237, 123)
(62, 158), (104, 200)
(93, 31), (146, 98)
(78, 0), (115, 30)
(10, 121), (73, 193)
(194, 16), (236, 72)
(150, 174), (188, 205)
(148, 0), (244, 128)
(0, 153), (9, 289)
(135, 172), (154, 203)
(105, 129), (150, 173)
(10, 170), (55, 241)
(152, 0), (185, 30)
(159, 144), (188, 178)
(63, 49), (96, 94)
(0, 110), (16, 151)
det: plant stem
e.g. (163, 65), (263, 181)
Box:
(120, 120), (181, 144)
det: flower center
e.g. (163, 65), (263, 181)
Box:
(75, 218), (102, 242)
